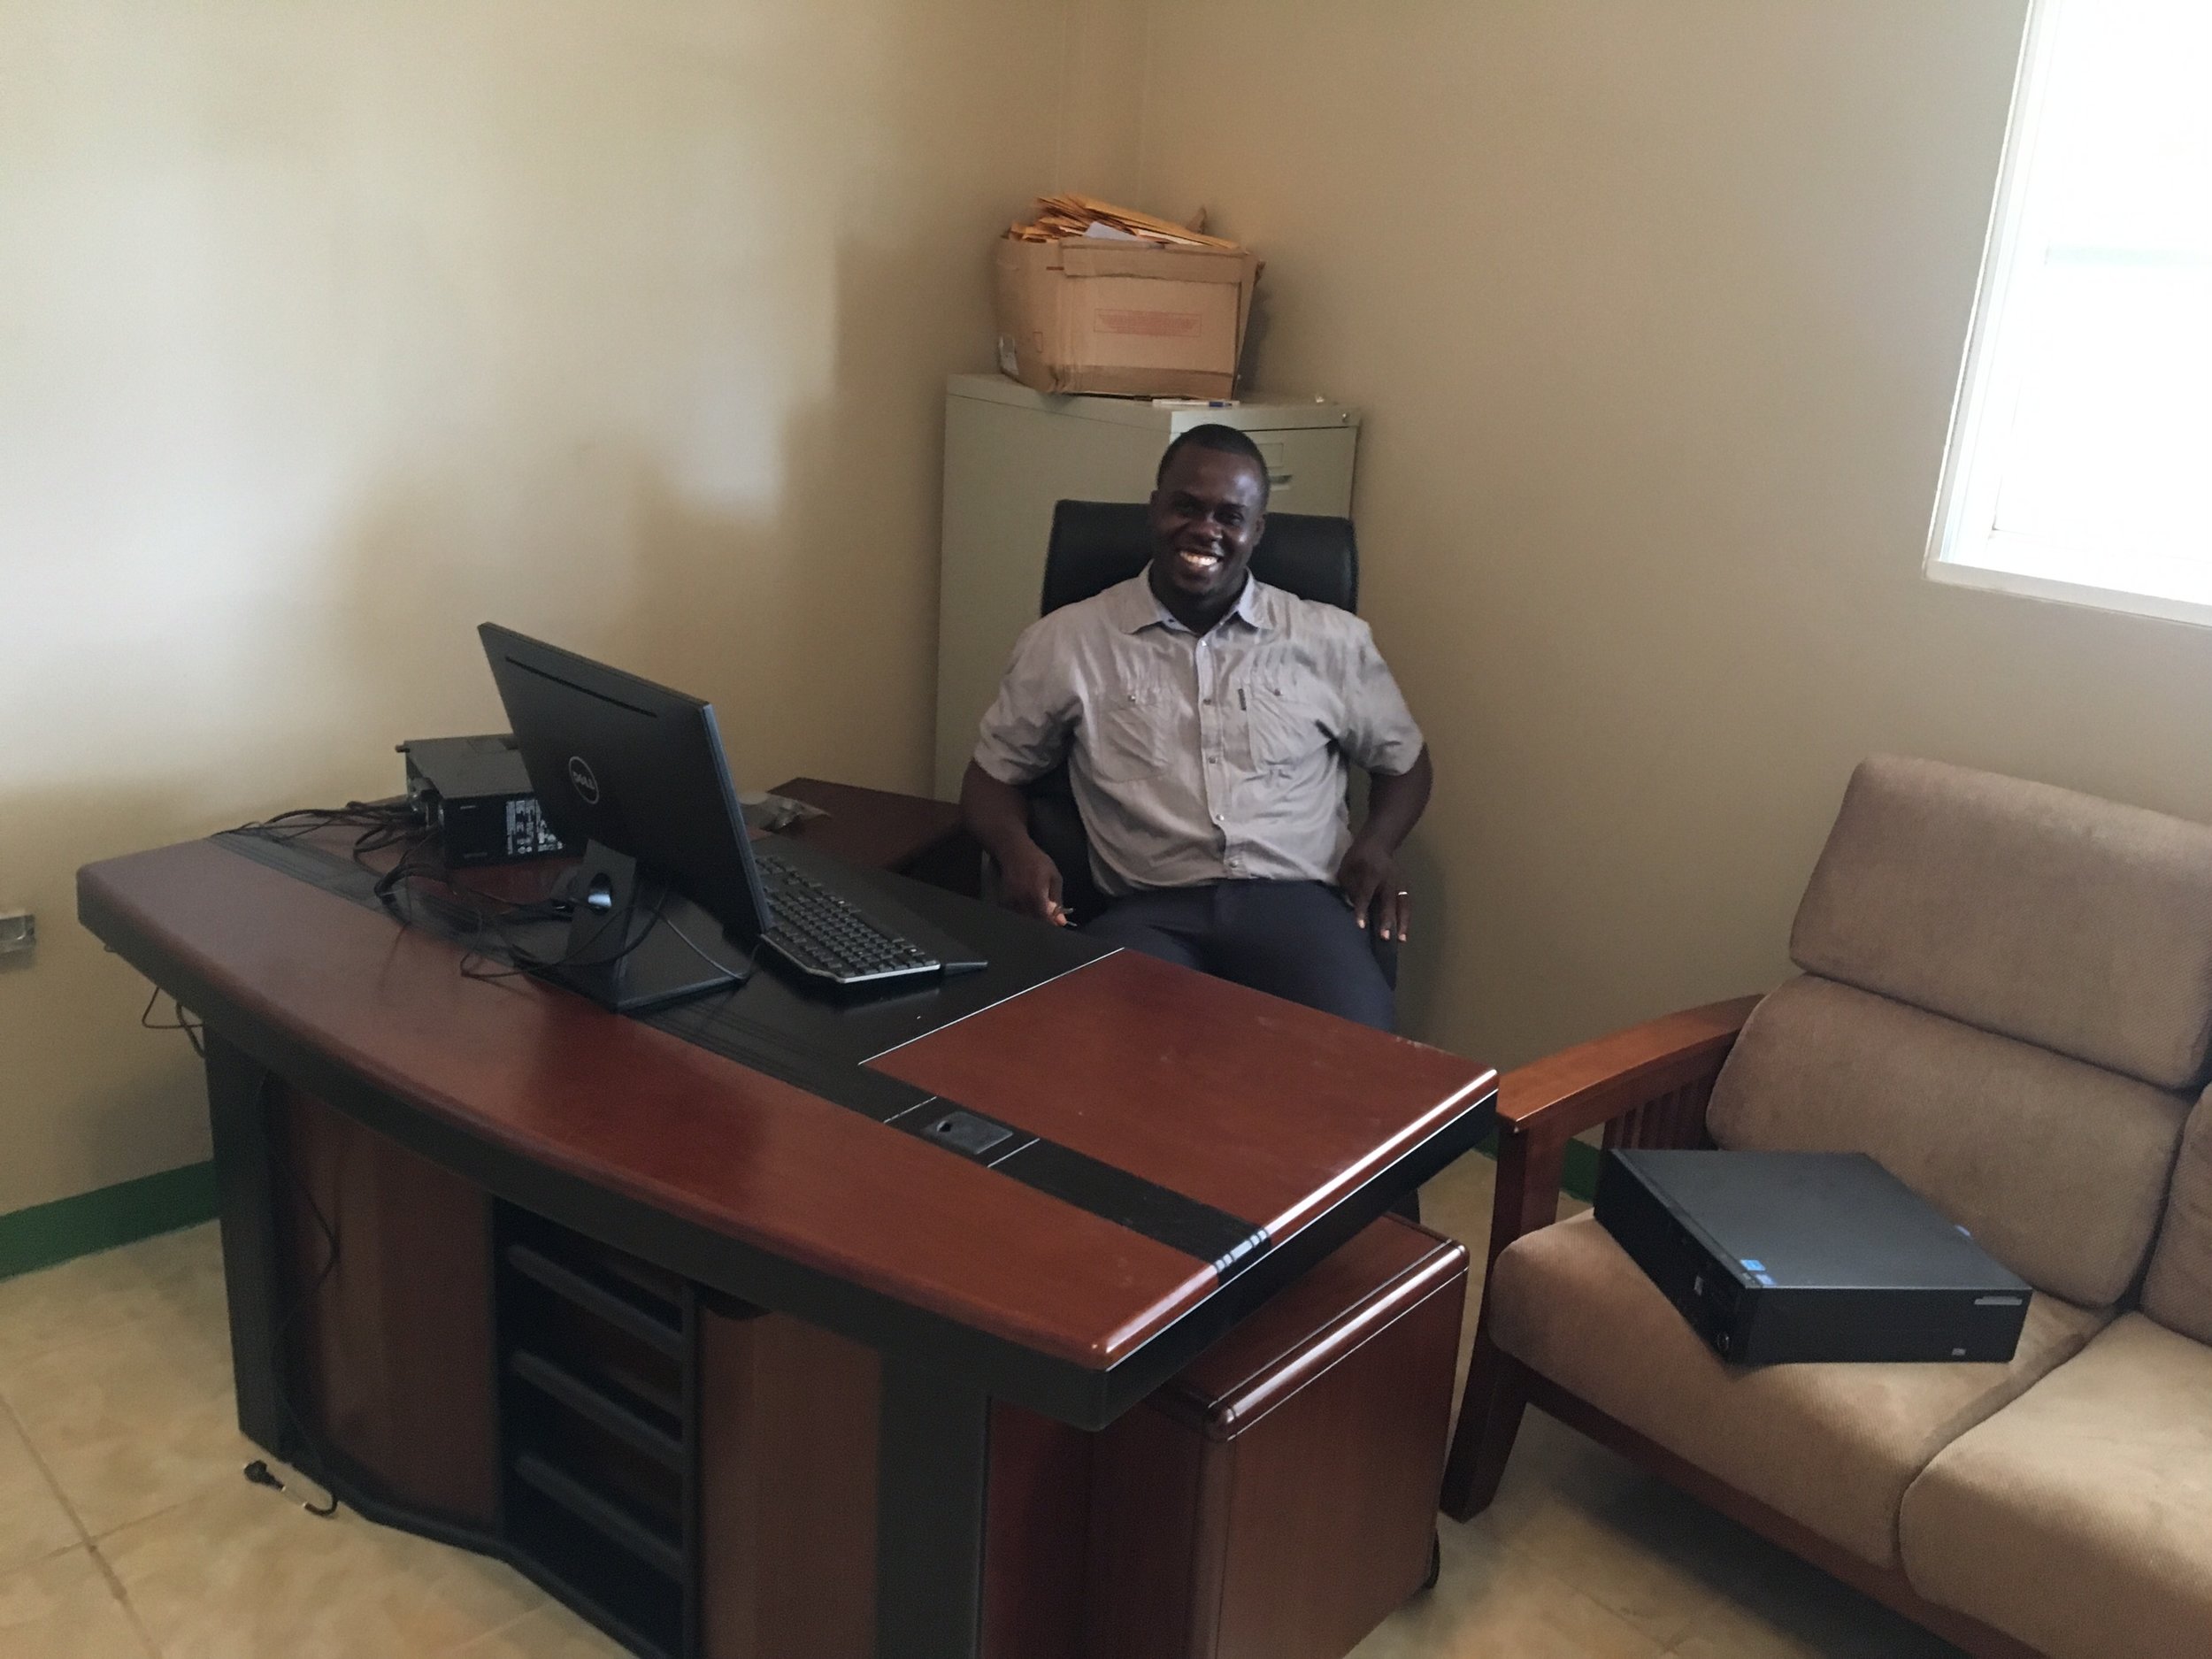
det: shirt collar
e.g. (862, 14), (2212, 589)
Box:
(1111, 572), (1271, 636)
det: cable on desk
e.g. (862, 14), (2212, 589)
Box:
(237, 795), (753, 993)
(235, 798), (422, 849)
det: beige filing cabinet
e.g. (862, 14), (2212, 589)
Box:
(933, 373), (1360, 798)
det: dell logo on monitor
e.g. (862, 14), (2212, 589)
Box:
(567, 756), (601, 805)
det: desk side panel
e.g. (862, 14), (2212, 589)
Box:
(982, 1404), (1094, 1659)
(204, 1033), (287, 1454)
(699, 1309), (881, 1659)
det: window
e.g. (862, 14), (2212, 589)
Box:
(1927, 0), (2212, 625)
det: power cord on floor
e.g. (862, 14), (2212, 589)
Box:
(242, 1456), (338, 1517)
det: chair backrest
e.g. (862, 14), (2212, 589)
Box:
(1708, 756), (2212, 1310)
(1042, 501), (1358, 618)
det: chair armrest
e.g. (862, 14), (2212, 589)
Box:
(1482, 995), (1761, 1272)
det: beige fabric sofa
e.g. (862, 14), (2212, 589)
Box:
(1440, 757), (2212, 1659)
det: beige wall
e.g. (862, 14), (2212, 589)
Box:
(17, 0), (2212, 1216)
(0, 0), (1076, 1214)
(1126, 0), (2212, 1065)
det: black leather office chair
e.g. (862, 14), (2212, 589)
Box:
(1024, 500), (1396, 987)
(1041, 501), (1360, 616)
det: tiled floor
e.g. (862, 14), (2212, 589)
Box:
(0, 1156), (1962, 1658)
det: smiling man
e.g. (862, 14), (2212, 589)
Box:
(959, 425), (1433, 1033)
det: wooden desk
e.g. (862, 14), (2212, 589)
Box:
(77, 811), (1494, 1659)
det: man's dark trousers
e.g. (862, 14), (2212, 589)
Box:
(1083, 879), (1417, 1217)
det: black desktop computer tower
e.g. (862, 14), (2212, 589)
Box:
(400, 734), (565, 867)
(1594, 1150), (2032, 1366)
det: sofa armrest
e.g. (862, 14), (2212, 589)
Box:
(1504, 995), (1763, 1141)
(1484, 996), (1761, 1273)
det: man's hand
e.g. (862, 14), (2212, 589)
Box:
(1337, 839), (1409, 942)
(960, 760), (1072, 926)
(1338, 746), (1431, 943)
(998, 841), (1071, 927)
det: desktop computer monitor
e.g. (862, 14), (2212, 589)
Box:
(480, 623), (768, 1011)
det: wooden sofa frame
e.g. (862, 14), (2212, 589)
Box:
(1439, 996), (2041, 1659)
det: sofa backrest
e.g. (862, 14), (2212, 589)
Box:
(2144, 1094), (2212, 1344)
(1709, 757), (2212, 1310)
(1789, 756), (2212, 1092)
(1709, 976), (2186, 1307)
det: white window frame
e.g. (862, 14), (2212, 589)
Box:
(1924, 0), (2212, 630)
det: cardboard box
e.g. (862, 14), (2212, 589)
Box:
(994, 236), (1262, 399)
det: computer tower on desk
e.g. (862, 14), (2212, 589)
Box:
(933, 374), (1360, 798)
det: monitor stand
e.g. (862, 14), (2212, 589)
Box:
(546, 842), (752, 1013)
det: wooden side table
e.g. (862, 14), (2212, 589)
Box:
(769, 776), (983, 897)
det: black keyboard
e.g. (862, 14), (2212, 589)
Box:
(754, 852), (941, 987)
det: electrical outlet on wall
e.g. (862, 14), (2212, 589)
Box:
(0, 910), (35, 958)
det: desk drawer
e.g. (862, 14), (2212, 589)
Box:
(1079, 1217), (1467, 1659)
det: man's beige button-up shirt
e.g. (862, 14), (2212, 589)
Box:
(972, 575), (1425, 897)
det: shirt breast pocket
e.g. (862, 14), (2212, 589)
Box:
(1088, 687), (1170, 782)
(1240, 679), (1325, 772)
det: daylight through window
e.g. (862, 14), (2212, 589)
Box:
(1927, 0), (2212, 625)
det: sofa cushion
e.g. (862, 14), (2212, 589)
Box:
(1901, 1313), (2212, 1659)
(1708, 975), (2188, 1308)
(2144, 1093), (2212, 1344)
(1487, 1210), (2107, 1568)
(1792, 756), (2212, 1091)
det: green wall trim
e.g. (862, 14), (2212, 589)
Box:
(1467, 1128), (1601, 1205)
(0, 1162), (219, 1283)
(1563, 1138), (1601, 1203)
